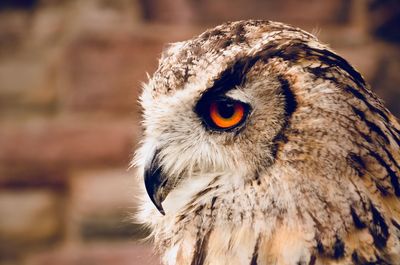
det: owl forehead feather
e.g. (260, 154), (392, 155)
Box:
(147, 20), (320, 98)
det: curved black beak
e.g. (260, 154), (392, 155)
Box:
(144, 150), (169, 215)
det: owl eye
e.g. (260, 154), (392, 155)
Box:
(204, 98), (249, 131)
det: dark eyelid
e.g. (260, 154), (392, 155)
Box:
(193, 57), (256, 132)
(196, 54), (257, 105)
(205, 55), (258, 96)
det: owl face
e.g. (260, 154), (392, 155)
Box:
(136, 21), (318, 215)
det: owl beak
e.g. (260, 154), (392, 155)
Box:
(144, 150), (168, 215)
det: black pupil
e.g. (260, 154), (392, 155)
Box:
(217, 101), (235, 119)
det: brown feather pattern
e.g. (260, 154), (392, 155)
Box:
(136, 20), (400, 265)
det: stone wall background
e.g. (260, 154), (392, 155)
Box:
(0, 0), (399, 264)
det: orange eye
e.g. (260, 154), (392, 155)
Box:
(209, 100), (245, 129)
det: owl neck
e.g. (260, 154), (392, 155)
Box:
(155, 169), (309, 265)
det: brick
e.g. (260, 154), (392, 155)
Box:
(31, 0), (142, 48)
(64, 0), (141, 34)
(28, 5), (67, 48)
(0, 9), (61, 115)
(70, 169), (137, 212)
(24, 243), (160, 265)
(0, 166), (68, 189)
(0, 11), (30, 57)
(0, 118), (137, 173)
(0, 9), (64, 114)
(0, 57), (57, 114)
(141, 0), (193, 24)
(60, 33), (160, 114)
(58, 24), (203, 114)
(58, 25), (201, 115)
(143, 0), (351, 25)
(0, 190), (63, 257)
(69, 169), (148, 240)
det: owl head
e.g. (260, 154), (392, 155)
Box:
(133, 20), (400, 265)
(134, 20), (396, 220)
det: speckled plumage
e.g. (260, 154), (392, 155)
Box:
(134, 20), (400, 265)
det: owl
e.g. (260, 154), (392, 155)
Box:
(134, 20), (400, 265)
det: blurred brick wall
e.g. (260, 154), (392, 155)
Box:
(0, 0), (399, 265)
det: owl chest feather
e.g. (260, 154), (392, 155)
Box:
(153, 169), (400, 265)
(155, 172), (312, 265)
